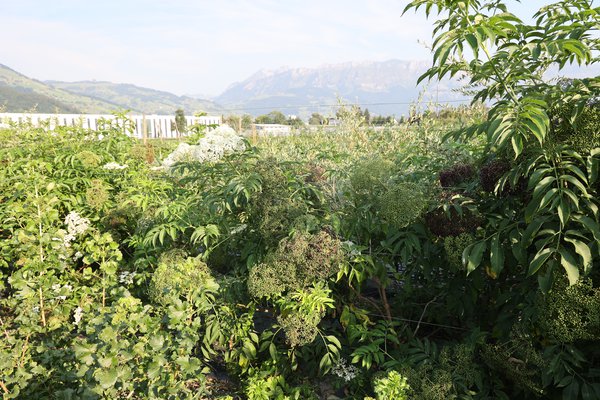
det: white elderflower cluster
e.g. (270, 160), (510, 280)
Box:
(162, 142), (196, 168)
(73, 307), (83, 326)
(230, 224), (248, 235)
(162, 125), (246, 169)
(83, 133), (105, 141)
(118, 271), (137, 285)
(331, 358), (359, 382)
(63, 211), (90, 247)
(102, 161), (128, 170)
(52, 283), (73, 300)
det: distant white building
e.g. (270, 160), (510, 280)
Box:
(253, 124), (292, 136)
(327, 118), (341, 126)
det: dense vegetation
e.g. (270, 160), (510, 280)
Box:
(1, 1), (599, 399)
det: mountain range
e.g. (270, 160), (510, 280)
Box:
(47, 80), (221, 115)
(1, 60), (461, 117)
(0, 60), (463, 117)
(212, 60), (463, 116)
(3, 60), (597, 118)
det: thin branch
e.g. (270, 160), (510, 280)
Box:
(414, 295), (440, 336)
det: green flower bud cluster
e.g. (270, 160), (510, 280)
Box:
(85, 179), (111, 211)
(379, 182), (427, 229)
(550, 100), (600, 153)
(349, 157), (394, 205)
(149, 251), (215, 305)
(76, 150), (102, 168)
(443, 233), (475, 272)
(538, 279), (600, 343)
(277, 313), (319, 347)
(248, 159), (305, 247)
(248, 231), (343, 299)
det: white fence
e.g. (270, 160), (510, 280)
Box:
(0, 113), (222, 139)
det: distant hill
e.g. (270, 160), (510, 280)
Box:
(47, 80), (222, 115)
(0, 63), (221, 115)
(0, 85), (80, 113)
(0, 64), (122, 113)
(213, 60), (465, 117)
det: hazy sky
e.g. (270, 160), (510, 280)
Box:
(2, 1), (550, 97)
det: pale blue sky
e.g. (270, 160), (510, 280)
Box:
(1, 1), (552, 96)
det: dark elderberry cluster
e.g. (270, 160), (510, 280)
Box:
(425, 208), (481, 238)
(479, 159), (510, 193)
(439, 163), (475, 189)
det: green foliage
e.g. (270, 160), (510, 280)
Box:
(348, 156), (394, 205)
(336, 100), (366, 135)
(406, 0), (600, 287)
(371, 115), (396, 126)
(403, 340), (486, 399)
(372, 370), (410, 400)
(148, 252), (217, 305)
(308, 112), (326, 125)
(244, 373), (317, 400)
(405, 0), (599, 157)
(255, 110), (288, 125)
(85, 179), (111, 210)
(481, 326), (545, 397)
(224, 113), (253, 132)
(2, 4), (600, 394)
(444, 232), (475, 272)
(549, 93), (600, 150)
(246, 158), (311, 248)
(74, 292), (206, 398)
(175, 108), (187, 134)
(277, 312), (320, 348)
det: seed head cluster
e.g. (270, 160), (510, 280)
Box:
(248, 231), (343, 299)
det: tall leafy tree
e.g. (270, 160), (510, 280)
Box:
(405, 0), (600, 285)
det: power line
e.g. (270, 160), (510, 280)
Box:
(218, 98), (473, 113)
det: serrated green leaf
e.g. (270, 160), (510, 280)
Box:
(465, 33), (479, 53)
(557, 200), (571, 227)
(539, 188), (559, 210)
(511, 134), (524, 156)
(463, 241), (486, 274)
(320, 353), (333, 372)
(269, 342), (278, 361)
(325, 335), (342, 349)
(559, 247), (580, 285)
(564, 379), (580, 400)
(532, 176), (556, 199)
(490, 234), (504, 275)
(564, 237), (593, 273)
(561, 174), (588, 195)
(529, 247), (554, 276)
(577, 215), (600, 243)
